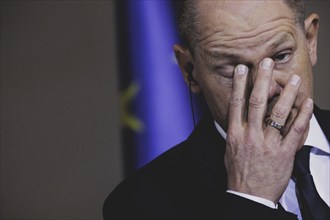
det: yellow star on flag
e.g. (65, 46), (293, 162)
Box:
(120, 81), (144, 133)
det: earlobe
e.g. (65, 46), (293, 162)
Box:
(173, 44), (201, 93)
(304, 13), (319, 66)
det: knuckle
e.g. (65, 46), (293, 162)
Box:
(230, 96), (244, 106)
(271, 107), (288, 120)
(249, 95), (266, 109)
(226, 135), (237, 147)
(226, 129), (241, 146)
(292, 123), (306, 134)
(242, 134), (256, 148)
(226, 130), (237, 142)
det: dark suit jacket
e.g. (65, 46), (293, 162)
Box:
(103, 106), (329, 220)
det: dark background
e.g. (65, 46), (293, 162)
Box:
(1, 1), (329, 219)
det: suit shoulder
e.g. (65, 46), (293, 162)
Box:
(114, 139), (193, 191)
(102, 140), (194, 219)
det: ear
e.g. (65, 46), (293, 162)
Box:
(173, 44), (201, 94)
(304, 13), (319, 66)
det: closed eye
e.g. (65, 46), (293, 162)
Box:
(272, 51), (292, 64)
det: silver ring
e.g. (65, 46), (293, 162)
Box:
(266, 119), (284, 131)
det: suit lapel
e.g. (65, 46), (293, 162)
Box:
(187, 110), (227, 193)
(182, 110), (227, 217)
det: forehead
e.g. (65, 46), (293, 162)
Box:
(195, 0), (296, 42)
(205, 32), (294, 60)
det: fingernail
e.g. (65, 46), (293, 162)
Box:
(236, 64), (247, 75)
(261, 58), (273, 70)
(305, 98), (313, 107)
(290, 74), (301, 86)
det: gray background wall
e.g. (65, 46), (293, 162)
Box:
(1, 1), (121, 220)
(0, 1), (329, 220)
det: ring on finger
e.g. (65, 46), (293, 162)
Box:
(266, 119), (284, 131)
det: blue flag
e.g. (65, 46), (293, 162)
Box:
(117, 0), (202, 174)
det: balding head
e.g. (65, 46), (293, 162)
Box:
(176, 0), (305, 50)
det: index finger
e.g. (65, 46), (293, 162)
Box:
(247, 58), (274, 132)
(228, 64), (248, 129)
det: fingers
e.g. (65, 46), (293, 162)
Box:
(247, 58), (273, 131)
(229, 57), (308, 144)
(265, 74), (301, 135)
(283, 98), (313, 150)
(228, 65), (248, 128)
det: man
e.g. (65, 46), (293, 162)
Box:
(103, 1), (329, 219)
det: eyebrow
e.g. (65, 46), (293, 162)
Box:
(269, 33), (294, 50)
(202, 50), (242, 65)
(205, 51), (240, 61)
(203, 33), (294, 63)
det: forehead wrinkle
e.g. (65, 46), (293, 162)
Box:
(193, 0), (297, 49)
(200, 31), (295, 65)
(195, 9), (297, 50)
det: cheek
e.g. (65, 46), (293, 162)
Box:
(199, 78), (233, 126)
(296, 49), (313, 86)
(299, 72), (313, 96)
(279, 52), (313, 98)
(292, 61), (313, 97)
(199, 75), (233, 106)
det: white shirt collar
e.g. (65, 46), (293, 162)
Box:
(214, 114), (329, 154)
(214, 121), (227, 139)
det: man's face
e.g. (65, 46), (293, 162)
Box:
(190, 0), (317, 132)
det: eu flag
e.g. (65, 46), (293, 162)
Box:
(116, 0), (203, 175)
